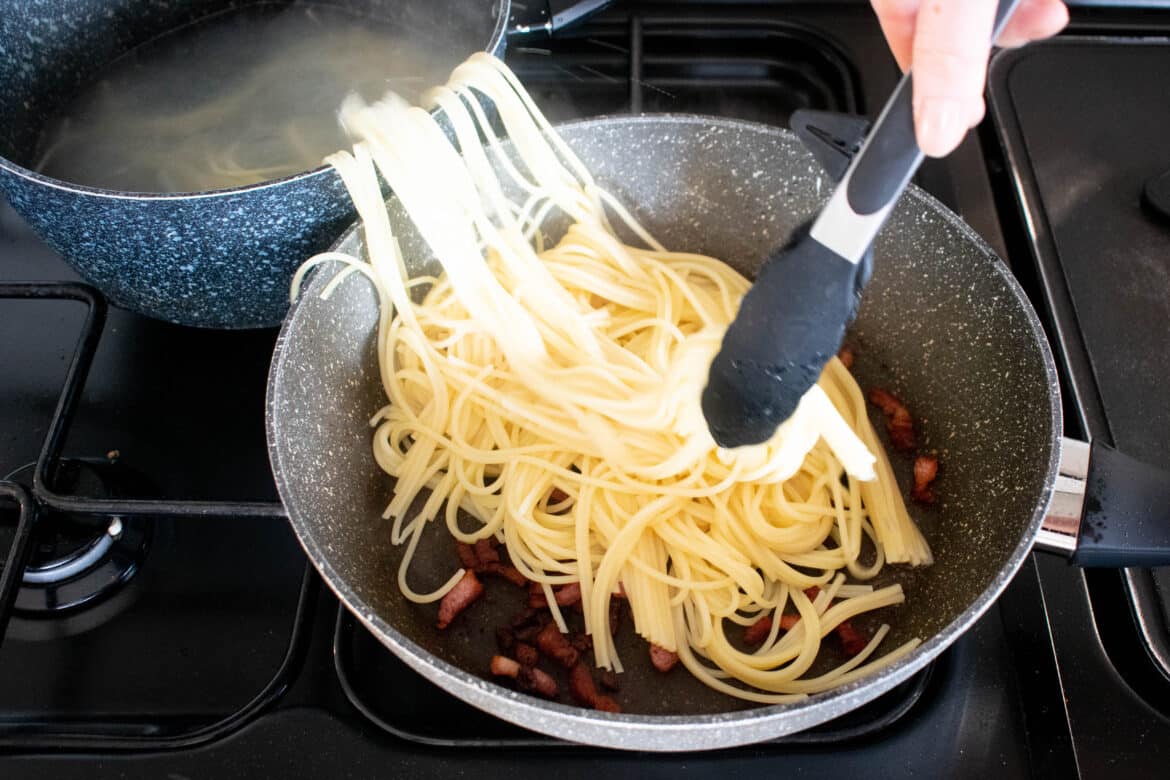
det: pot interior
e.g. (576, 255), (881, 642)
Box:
(0, 0), (506, 182)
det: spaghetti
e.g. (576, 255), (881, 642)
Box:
(297, 52), (933, 702)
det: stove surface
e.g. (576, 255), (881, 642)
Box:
(1, 1), (1164, 777)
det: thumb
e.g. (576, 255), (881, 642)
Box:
(911, 1), (997, 157)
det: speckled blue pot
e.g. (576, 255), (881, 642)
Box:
(0, 0), (510, 328)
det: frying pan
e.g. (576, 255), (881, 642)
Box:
(265, 115), (1170, 750)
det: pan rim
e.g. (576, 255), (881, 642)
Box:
(265, 113), (1063, 751)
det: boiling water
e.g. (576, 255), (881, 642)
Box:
(34, 3), (451, 192)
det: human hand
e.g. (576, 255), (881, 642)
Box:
(871, 0), (1068, 157)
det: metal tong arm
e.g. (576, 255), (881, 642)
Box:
(808, 0), (1021, 264)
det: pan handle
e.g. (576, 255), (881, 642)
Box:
(1037, 437), (1170, 567)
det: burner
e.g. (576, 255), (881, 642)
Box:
(3, 459), (150, 614)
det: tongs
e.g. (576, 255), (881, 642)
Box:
(702, 0), (1022, 448)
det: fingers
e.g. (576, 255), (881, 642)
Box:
(910, 1), (997, 157)
(997, 0), (1068, 48)
(870, 0), (1069, 157)
(871, 0), (920, 71)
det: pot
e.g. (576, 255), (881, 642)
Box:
(0, 0), (509, 328)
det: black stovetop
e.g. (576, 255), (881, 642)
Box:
(2, 2), (1169, 777)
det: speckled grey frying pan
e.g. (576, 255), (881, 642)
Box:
(265, 115), (1065, 750)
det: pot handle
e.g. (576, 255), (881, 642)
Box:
(1038, 437), (1170, 566)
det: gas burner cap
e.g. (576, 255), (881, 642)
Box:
(3, 459), (151, 614)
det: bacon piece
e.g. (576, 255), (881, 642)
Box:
(568, 662), (600, 706)
(436, 571), (484, 629)
(514, 622), (543, 643)
(743, 616), (773, 646)
(496, 627), (515, 653)
(555, 582), (582, 607)
(455, 542), (479, 570)
(779, 613), (800, 631)
(537, 621), (580, 668)
(570, 632), (593, 652)
(510, 609), (547, 642)
(457, 535), (529, 587)
(566, 664), (621, 711)
(649, 644), (679, 673)
(594, 695), (621, 713)
(485, 563), (529, 587)
(608, 599), (623, 636)
(510, 608), (539, 629)
(600, 669), (621, 692)
(514, 641), (540, 667)
(474, 538), (501, 567)
(549, 488), (569, 504)
(490, 655), (521, 678)
(528, 581), (548, 609)
(517, 666), (558, 699)
(912, 455), (939, 504)
(804, 586), (820, 600)
(868, 388), (916, 451)
(837, 344), (855, 370)
(836, 620), (868, 657)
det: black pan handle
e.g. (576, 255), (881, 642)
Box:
(1038, 438), (1170, 567)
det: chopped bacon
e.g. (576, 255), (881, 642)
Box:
(496, 627), (515, 653)
(528, 581), (548, 609)
(486, 563), (529, 587)
(743, 616), (773, 646)
(837, 344), (855, 370)
(514, 622), (543, 643)
(490, 655), (521, 678)
(567, 664), (621, 711)
(570, 632), (593, 652)
(549, 488), (569, 504)
(537, 621), (580, 668)
(436, 570), (484, 629)
(868, 388), (916, 451)
(474, 538), (501, 567)
(455, 542), (479, 570)
(779, 613), (800, 631)
(912, 455), (940, 504)
(600, 669), (621, 692)
(568, 662), (600, 706)
(555, 582), (582, 607)
(649, 644), (679, 673)
(510, 607), (539, 629)
(517, 666), (558, 699)
(608, 599), (623, 636)
(836, 620), (868, 657)
(594, 695), (621, 713)
(457, 537), (528, 587)
(514, 641), (539, 667)
(804, 586), (821, 600)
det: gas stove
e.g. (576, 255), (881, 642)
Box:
(2, 2), (1169, 777)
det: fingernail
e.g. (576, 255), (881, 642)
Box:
(915, 98), (964, 158)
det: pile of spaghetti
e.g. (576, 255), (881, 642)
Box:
(298, 53), (933, 703)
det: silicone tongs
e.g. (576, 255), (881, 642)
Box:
(701, 0), (1021, 448)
